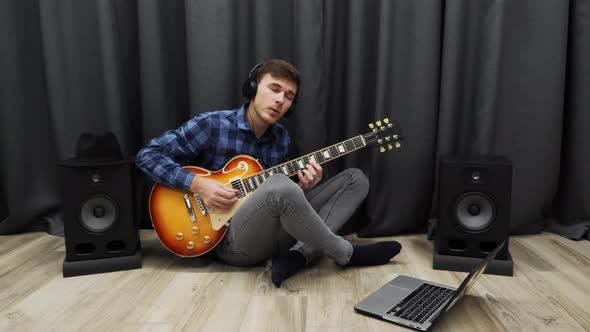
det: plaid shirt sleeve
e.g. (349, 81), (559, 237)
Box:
(135, 115), (211, 191)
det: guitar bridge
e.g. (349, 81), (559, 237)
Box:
(193, 193), (207, 215)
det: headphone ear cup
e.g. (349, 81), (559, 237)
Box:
(243, 63), (263, 99)
(242, 78), (257, 99)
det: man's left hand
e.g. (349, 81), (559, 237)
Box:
(297, 159), (322, 192)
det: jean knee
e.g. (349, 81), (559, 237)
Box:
(264, 174), (303, 199)
(346, 168), (369, 196)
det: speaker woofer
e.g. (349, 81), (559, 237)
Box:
(454, 192), (495, 232)
(79, 195), (118, 233)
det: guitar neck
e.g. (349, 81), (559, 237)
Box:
(242, 135), (366, 193)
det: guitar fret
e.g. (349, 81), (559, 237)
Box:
(329, 146), (339, 158)
(297, 159), (305, 169)
(344, 140), (355, 152)
(352, 136), (364, 149)
(314, 152), (324, 163)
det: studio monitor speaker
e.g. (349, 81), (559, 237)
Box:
(434, 155), (513, 276)
(58, 160), (142, 277)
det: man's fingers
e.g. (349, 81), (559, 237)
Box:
(215, 186), (238, 199)
(298, 170), (310, 183)
(305, 164), (317, 177)
(309, 160), (322, 170)
(209, 197), (236, 211)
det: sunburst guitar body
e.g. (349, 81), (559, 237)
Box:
(149, 118), (403, 257)
(149, 156), (262, 257)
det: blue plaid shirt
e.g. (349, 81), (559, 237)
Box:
(136, 104), (291, 191)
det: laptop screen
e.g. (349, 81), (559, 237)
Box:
(443, 241), (505, 312)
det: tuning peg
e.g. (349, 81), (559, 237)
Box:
(376, 120), (382, 127)
(379, 146), (386, 153)
(395, 142), (401, 149)
(368, 123), (374, 129)
(385, 136), (391, 142)
(387, 144), (393, 150)
(383, 118), (390, 124)
(393, 134), (398, 139)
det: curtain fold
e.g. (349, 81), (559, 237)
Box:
(550, 0), (590, 240)
(1, 0), (588, 241)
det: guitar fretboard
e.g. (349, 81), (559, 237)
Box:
(242, 135), (366, 193)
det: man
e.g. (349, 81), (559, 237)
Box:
(136, 59), (401, 287)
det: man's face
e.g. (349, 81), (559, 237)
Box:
(251, 73), (298, 125)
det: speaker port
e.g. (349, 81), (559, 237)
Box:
(480, 241), (498, 253)
(448, 239), (466, 251)
(75, 243), (95, 255)
(107, 240), (125, 252)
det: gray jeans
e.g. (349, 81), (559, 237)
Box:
(214, 168), (369, 266)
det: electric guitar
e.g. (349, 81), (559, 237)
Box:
(149, 118), (403, 257)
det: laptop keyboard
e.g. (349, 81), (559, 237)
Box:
(387, 283), (454, 325)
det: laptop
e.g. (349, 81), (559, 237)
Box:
(354, 241), (505, 331)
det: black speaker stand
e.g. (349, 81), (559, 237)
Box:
(63, 248), (142, 278)
(433, 251), (513, 276)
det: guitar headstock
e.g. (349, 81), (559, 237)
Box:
(362, 118), (404, 152)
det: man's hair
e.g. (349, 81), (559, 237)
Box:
(255, 59), (301, 90)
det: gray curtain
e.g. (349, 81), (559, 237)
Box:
(1, 0), (588, 241)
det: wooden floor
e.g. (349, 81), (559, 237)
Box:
(1, 230), (589, 332)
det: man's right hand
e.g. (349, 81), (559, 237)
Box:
(189, 176), (238, 211)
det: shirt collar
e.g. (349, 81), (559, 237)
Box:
(236, 103), (282, 140)
(236, 104), (252, 131)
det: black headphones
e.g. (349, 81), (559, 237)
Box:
(241, 63), (299, 105)
(242, 63), (263, 100)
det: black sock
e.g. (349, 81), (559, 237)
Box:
(345, 241), (402, 267)
(271, 250), (307, 288)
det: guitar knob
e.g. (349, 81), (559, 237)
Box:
(192, 226), (199, 234)
(187, 241), (194, 249)
(203, 236), (211, 244)
(176, 233), (183, 240)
